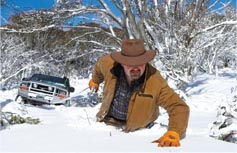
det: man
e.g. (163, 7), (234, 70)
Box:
(89, 39), (189, 147)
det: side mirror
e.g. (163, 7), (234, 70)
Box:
(69, 87), (75, 93)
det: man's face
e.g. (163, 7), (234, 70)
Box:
(122, 64), (146, 81)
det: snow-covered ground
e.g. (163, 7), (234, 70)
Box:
(1, 68), (237, 152)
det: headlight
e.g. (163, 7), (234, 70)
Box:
(20, 82), (30, 91)
(56, 89), (67, 99)
(48, 86), (53, 91)
(33, 83), (38, 88)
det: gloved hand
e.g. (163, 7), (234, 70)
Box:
(152, 131), (180, 147)
(88, 79), (99, 92)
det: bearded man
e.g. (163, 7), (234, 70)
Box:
(89, 39), (189, 147)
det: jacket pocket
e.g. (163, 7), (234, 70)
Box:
(126, 93), (156, 130)
(138, 93), (153, 99)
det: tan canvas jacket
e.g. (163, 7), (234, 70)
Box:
(92, 55), (189, 137)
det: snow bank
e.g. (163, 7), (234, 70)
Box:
(1, 69), (237, 152)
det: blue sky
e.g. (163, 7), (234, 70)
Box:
(1, 0), (236, 25)
(1, 0), (55, 25)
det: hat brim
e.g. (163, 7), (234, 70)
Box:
(111, 50), (156, 66)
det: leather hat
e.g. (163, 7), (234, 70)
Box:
(111, 39), (156, 66)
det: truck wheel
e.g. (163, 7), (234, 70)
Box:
(15, 95), (27, 104)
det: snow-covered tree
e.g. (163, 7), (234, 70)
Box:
(209, 84), (237, 144)
(51, 0), (237, 88)
(147, 0), (237, 88)
(55, 0), (82, 10)
(1, 0), (236, 90)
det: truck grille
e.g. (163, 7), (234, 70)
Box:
(30, 83), (55, 95)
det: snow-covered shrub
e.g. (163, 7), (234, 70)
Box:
(1, 110), (40, 130)
(0, 102), (40, 130)
(209, 85), (237, 144)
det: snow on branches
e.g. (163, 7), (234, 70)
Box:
(209, 84), (237, 144)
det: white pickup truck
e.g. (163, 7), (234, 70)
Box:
(15, 74), (75, 106)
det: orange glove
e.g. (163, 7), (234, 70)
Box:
(152, 131), (180, 147)
(88, 79), (99, 92)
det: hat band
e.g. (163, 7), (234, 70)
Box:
(121, 50), (146, 57)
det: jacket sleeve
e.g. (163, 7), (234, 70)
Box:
(92, 55), (114, 84)
(92, 57), (105, 84)
(157, 78), (190, 137)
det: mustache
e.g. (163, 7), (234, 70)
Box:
(130, 69), (141, 73)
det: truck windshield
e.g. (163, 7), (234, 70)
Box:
(30, 74), (67, 88)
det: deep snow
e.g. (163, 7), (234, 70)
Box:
(1, 68), (237, 152)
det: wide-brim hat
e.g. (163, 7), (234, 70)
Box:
(111, 39), (156, 66)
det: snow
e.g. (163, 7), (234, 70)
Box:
(1, 68), (237, 152)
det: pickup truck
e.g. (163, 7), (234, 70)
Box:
(15, 74), (75, 106)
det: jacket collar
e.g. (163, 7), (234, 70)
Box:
(141, 63), (156, 92)
(111, 63), (122, 78)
